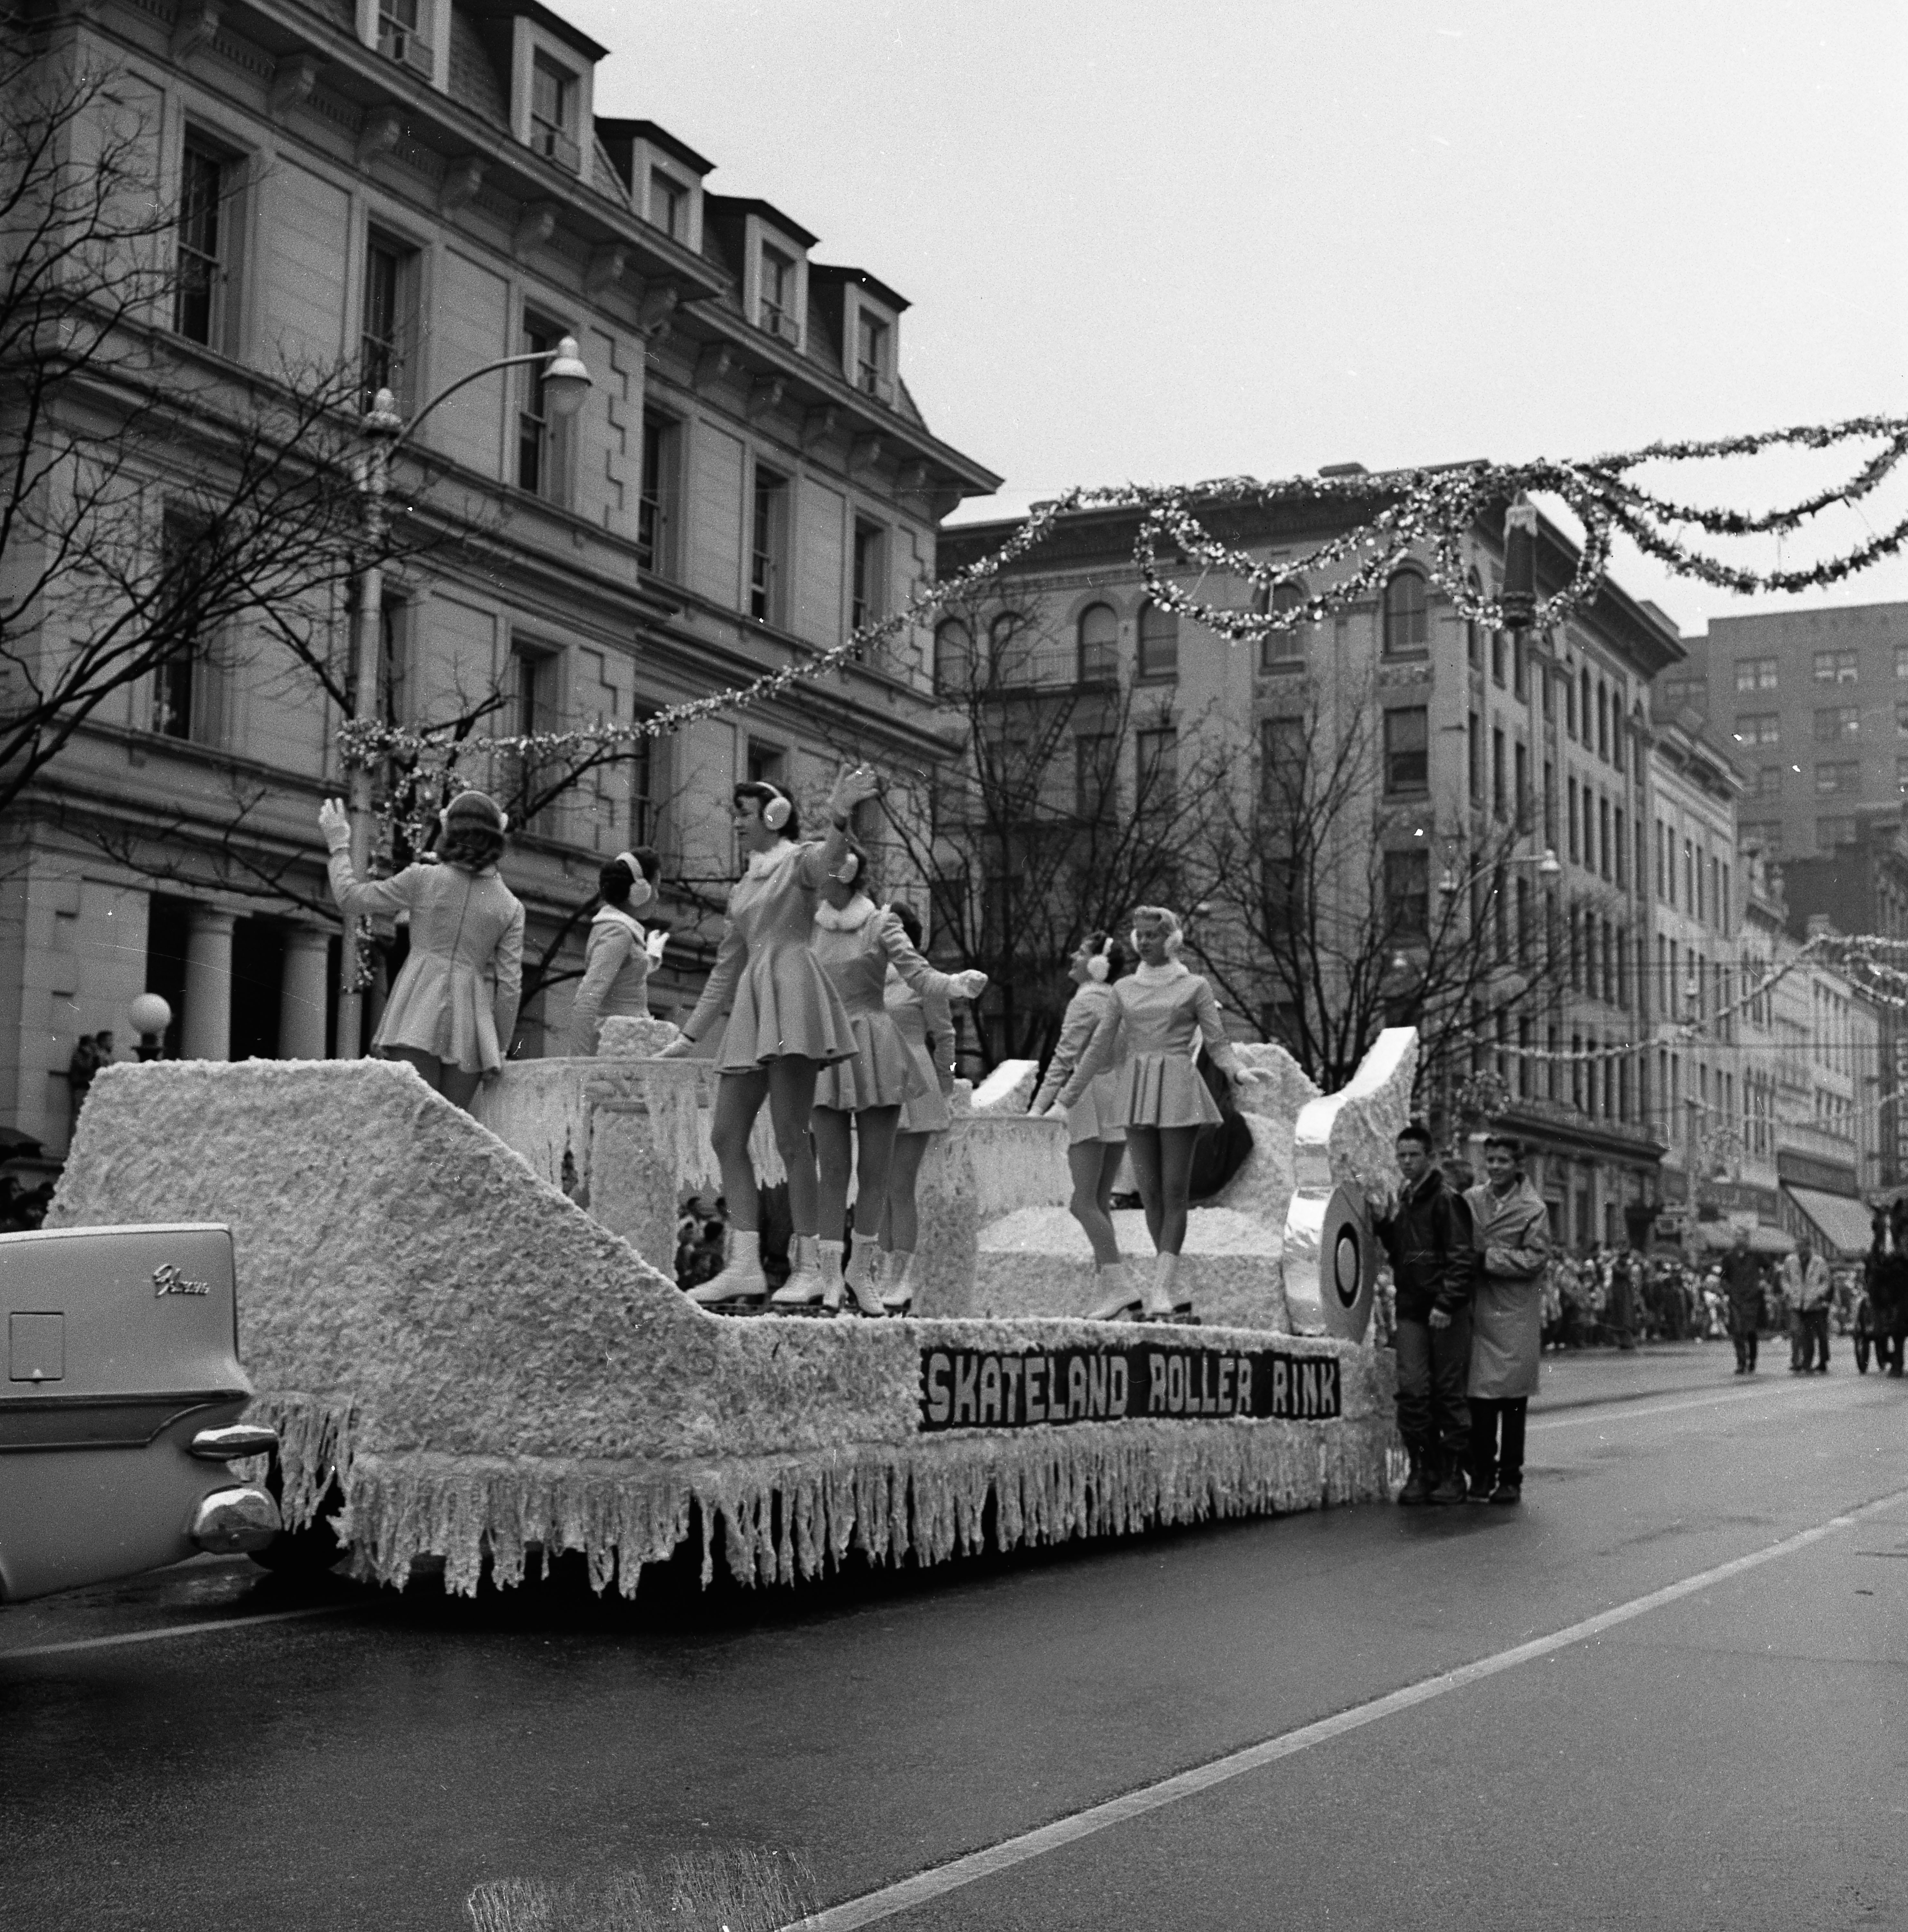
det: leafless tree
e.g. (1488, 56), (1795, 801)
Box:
(0, 46), (658, 1014)
(873, 591), (1232, 1070)
(1179, 668), (1610, 1138)
(0, 49), (433, 822)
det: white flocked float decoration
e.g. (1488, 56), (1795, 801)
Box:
(45, 1035), (1411, 1597)
(1281, 1028), (1416, 1341)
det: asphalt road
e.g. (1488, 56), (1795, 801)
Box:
(3, 1342), (1903, 1932)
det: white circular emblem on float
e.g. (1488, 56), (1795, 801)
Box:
(1334, 1226), (1361, 1305)
(1281, 1182), (1375, 1343)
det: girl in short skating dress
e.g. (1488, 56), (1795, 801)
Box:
(660, 767), (877, 1311)
(877, 902), (962, 1316)
(318, 790), (524, 1112)
(1030, 933), (1136, 1321)
(798, 862), (986, 1316)
(1106, 905), (1262, 1321)
(567, 847), (665, 1055)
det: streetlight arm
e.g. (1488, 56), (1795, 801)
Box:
(385, 347), (564, 451)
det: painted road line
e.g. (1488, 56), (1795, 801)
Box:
(0, 1603), (350, 1662)
(791, 1484), (1908, 1932)
(1530, 1379), (1849, 1432)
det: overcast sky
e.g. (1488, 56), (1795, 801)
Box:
(569, 0), (1908, 638)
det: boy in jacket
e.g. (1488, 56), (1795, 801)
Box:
(1374, 1121), (1475, 1504)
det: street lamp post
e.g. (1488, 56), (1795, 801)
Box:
(333, 338), (592, 1057)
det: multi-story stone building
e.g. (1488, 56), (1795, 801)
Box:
(1767, 913), (1883, 1255)
(941, 488), (1684, 1251)
(1645, 702), (1746, 1217)
(1661, 599), (1908, 862)
(0, 0), (997, 1162)
(1694, 848), (1880, 1258)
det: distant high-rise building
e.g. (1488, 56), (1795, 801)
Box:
(1664, 601), (1908, 861)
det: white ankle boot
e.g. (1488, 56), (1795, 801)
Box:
(816, 1238), (846, 1313)
(1087, 1260), (1141, 1321)
(879, 1249), (915, 1315)
(841, 1241), (885, 1317)
(1143, 1252), (1182, 1321)
(689, 1227), (768, 1309)
(771, 1234), (828, 1311)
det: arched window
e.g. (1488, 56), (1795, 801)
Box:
(1465, 571), (1483, 669)
(933, 619), (972, 692)
(987, 611), (1027, 684)
(1078, 602), (1118, 683)
(1258, 580), (1308, 671)
(1137, 599), (1178, 681)
(1382, 569), (1428, 654)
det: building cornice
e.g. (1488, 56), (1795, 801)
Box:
(81, 0), (1000, 503)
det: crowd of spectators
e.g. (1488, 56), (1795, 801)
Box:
(1537, 1242), (1863, 1352)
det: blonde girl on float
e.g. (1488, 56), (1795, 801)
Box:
(318, 790), (525, 1113)
(875, 901), (960, 1316)
(1029, 933), (1138, 1320)
(1107, 905), (1263, 1321)
(659, 765), (879, 1312)
(566, 847), (666, 1055)
(803, 854), (987, 1316)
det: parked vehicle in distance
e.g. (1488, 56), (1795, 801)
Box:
(0, 1223), (280, 1601)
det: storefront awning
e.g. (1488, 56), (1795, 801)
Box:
(1781, 1184), (1877, 1260)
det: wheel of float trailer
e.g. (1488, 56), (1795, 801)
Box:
(250, 1458), (348, 1576)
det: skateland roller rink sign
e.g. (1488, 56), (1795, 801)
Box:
(918, 1342), (1342, 1434)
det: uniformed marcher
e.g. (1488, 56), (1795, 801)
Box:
(1720, 1225), (1764, 1375)
(1463, 1135), (1551, 1505)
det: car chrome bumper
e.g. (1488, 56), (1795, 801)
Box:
(189, 1485), (282, 1554)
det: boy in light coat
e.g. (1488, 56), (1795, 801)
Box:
(1464, 1134), (1552, 1504)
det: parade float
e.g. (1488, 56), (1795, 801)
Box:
(43, 1030), (1413, 1597)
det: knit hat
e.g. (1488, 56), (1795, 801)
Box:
(441, 790), (509, 836)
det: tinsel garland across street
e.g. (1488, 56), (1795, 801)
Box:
(1452, 932), (1908, 1070)
(338, 412), (1908, 810)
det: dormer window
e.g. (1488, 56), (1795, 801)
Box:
(649, 168), (686, 242)
(759, 245), (798, 342)
(530, 54), (579, 170)
(376, 0), (431, 75)
(855, 309), (892, 402)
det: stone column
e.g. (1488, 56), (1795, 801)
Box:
(279, 924), (331, 1061)
(180, 906), (236, 1061)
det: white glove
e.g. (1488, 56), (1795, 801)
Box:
(318, 797), (351, 853)
(644, 928), (668, 965)
(952, 970), (988, 1000)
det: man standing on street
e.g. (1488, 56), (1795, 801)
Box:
(1780, 1237), (1832, 1374)
(1374, 1122), (1474, 1505)
(1463, 1134), (1551, 1505)
(1720, 1225), (1764, 1375)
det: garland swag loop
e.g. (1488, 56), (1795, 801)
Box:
(339, 410), (1908, 829)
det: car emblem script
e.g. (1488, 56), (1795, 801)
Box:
(152, 1263), (211, 1298)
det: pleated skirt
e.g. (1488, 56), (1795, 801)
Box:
(813, 1010), (929, 1112)
(1110, 1052), (1222, 1131)
(373, 952), (504, 1075)
(897, 1032), (951, 1133)
(714, 948), (855, 1072)
(1064, 1070), (1128, 1145)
